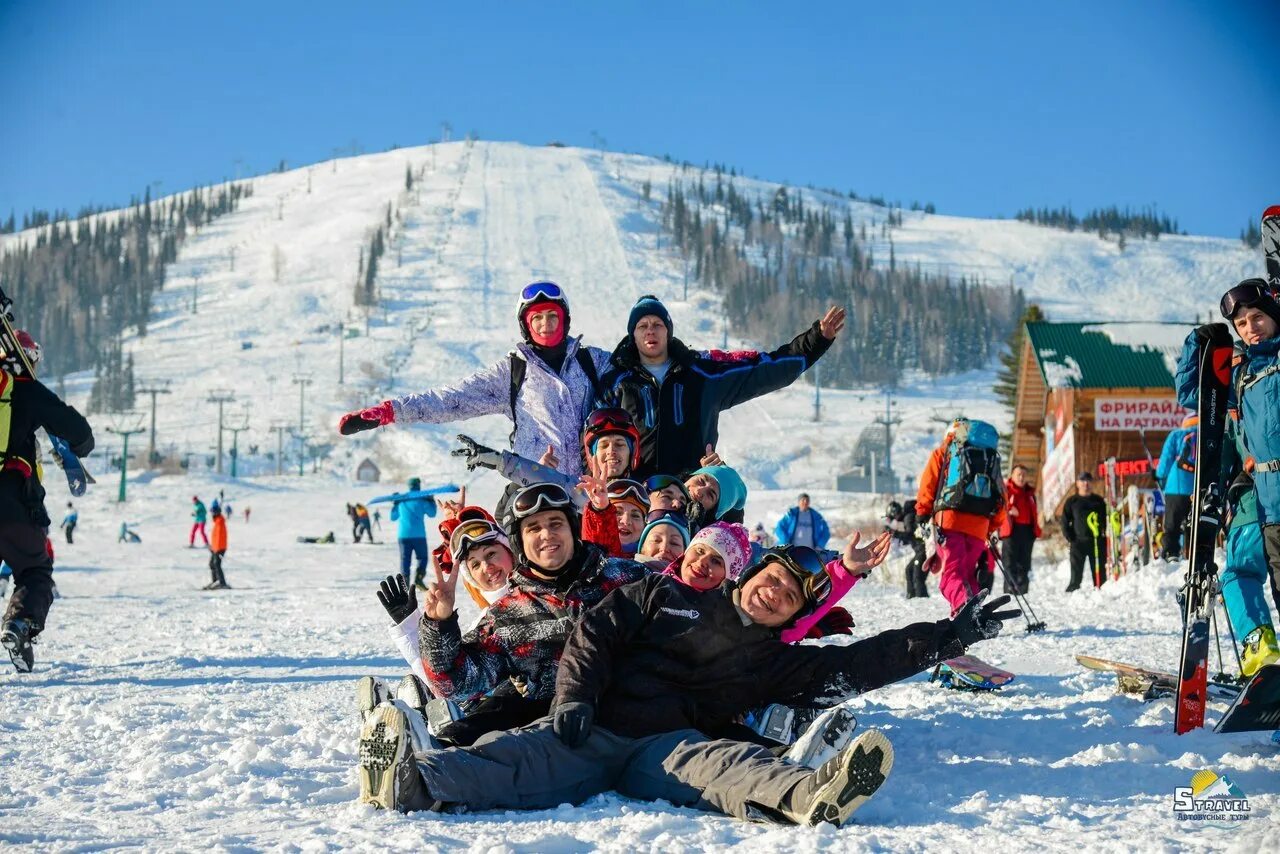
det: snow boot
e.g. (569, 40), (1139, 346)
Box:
(785, 705), (859, 769)
(781, 729), (893, 827)
(357, 704), (439, 812)
(1, 618), (36, 673)
(744, 704), (794, 744)
(1242, 626), (1280, 677)
(356, 676), (391, 722)
(424, 697), (463, 737)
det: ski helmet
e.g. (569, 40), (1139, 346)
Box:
(516, 281), (570, 346)
(736, 546), (833, 627)
(505, 481), (581, 563)
(885, 500), (903, 520)
(582, 408), (642, 472)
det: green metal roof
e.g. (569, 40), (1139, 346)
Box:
(1024, 321), (1194, 390)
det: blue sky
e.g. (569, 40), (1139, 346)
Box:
(2, 1), (1277, 237)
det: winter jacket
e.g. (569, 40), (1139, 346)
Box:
(390, 496), (436, 540)
(1061, 493), (1107, 547)
(192, 501), (207, 524)
(884, 505), (921, 546)
(0, 375), (93, 528)
(773, 506), (831, 550)
(580, 503), (623, 557)
(597, 324), (833, 479)
(1155, 427), (1197, 497)
(998, 480), (1041, 539)
(418, 543), (647, 702)
(210, 514), (228, 552)
(391, 337), (611, 480)
(915, 446), (1007, 542)
(780, 557), (861, 644)
(553, 573), (966, 739)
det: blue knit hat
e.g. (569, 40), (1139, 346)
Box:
(691, 464), (747, 519)
(638, 511), (691, 555)
(628, 294), (673, 337)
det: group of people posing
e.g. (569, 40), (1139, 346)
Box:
(336, 283), (1021, 827)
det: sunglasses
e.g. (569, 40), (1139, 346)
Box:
(450, 518), (505, 557)
(511, 482), (575, 519)
(1220, 279), (1271, 320)
(645, 475), (691, 504)
(764, 546), (832, 606)
(606, 479), (650, 507)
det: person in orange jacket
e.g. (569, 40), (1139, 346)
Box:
(205, 505), (229, 590)
(998, 464), (1041, 595)
(916, 421), (1007, 615)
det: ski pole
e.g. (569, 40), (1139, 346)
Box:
(1215, 584), (1245, 679)
(989, 548), (1046, 632)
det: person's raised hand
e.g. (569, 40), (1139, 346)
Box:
(842, 530), (892, 576)
(420, 553), (459, 621)
(819, 306), (847, 340)
(376, 574), (418, 624)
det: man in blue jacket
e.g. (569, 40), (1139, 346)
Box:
(390, 478), (437, 589)
(774, 494), (831, 550)
(1155, 414), (1198, 560)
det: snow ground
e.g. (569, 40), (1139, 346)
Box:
(2, 472), (1276, 851)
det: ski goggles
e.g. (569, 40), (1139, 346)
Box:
(606, 479), (650, 508)
(1220, 278), (1272, 320)
(645, 474), (691, 505)
(450, 518), (508, 558)
(518, 281), (565, 313)
(762, 546), (832, 608)
(586, 407), (635, 433)
(510, 482), (575, 520)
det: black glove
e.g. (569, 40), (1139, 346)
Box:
(1195, 322), (1230, 347)
(552, 701), (594, 748)
(451, 434), (502, 471)
(376, 574), (418, 624)
(950, 589), (1020, 647)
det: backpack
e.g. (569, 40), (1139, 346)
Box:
(1175, 429), (1197, 473)
(934, 419), (1004, 516)
(508, 347), (601, 443)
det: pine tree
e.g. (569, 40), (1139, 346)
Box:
(993, 304), (1046, 458)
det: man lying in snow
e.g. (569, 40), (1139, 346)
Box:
(356, 544), (1020, 827)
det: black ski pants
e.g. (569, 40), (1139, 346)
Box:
(0, 518), (55, 633)
(1259, 524), (1280, 612)
(1067, 538), (1106, 591)
(1163, 494), (1192, 560)
(1001, 524), (1036, 594)
(906, 542), (929, 598)
(209, 550), (227, 586)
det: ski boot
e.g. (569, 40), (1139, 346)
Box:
(424, 697), (463, 737)
(1241, 626), (1280, 677)
(357, 704), (440, 812)
(781, 729), (894, 827)
(1, 618), (36, 673)
(786, 705), (859, 769)
(744, 703), (795, 744)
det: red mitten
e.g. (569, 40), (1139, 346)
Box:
(339, 401), (394, 435)
(806, 606), (855, 638)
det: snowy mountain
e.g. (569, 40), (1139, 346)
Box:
(3, 139), (1254, 497)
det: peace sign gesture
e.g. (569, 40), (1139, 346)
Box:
(421, 551), (459, 621)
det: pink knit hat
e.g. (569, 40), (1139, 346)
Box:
(689, 522), (752, 580)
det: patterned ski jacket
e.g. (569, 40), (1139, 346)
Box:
(418, 543), (647, 702)
(390, 337), (611, 479)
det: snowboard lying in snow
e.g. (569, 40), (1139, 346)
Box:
(932, 655), (1015, 691)
(1214, 663), (1280, 733)
(1075, 654), (1242, 703)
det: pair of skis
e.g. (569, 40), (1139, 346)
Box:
(1173, 206), (1280, 734)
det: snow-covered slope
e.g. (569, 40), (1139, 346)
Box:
(5, 140), (1257, 489)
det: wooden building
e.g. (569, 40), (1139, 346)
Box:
(1011, 321), (1195, 517)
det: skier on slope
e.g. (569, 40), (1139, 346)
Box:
(0, 330), (94, 673)
(338, 282), (612, 481)
(1154, 414), (1198, 561)
(597, 294), (846, 479)
(355, 545), (1019, 823)
(1174, 278), (1280, 671)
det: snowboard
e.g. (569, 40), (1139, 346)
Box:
(1075, 654), (1241, 703)
(932, 655), (1015, 691)
(1175, 324), (1234, 734)
(1213, 663), (1280, 733)
(1263, 205), (1280, 289)
(49, 435), (94, 496)
(366, 485), (460, 506)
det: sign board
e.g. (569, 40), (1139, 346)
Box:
(1095, 457), (1152, 478)
(1041, 424), (1076, 514)
(1093, 397), (1186, 432)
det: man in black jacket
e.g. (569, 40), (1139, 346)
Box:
(1061, 472), (1108, 592)
(597, 295), (845, 478)
(357, 544), (1018, 826)
(0, 331), (95, 672)
(885, 500), (928, 598)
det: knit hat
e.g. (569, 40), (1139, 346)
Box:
(691, 464), (747, 519)
(627, 294), (673, 337)
(688, 521), (752, 580)
(638, 510), (691, 555)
